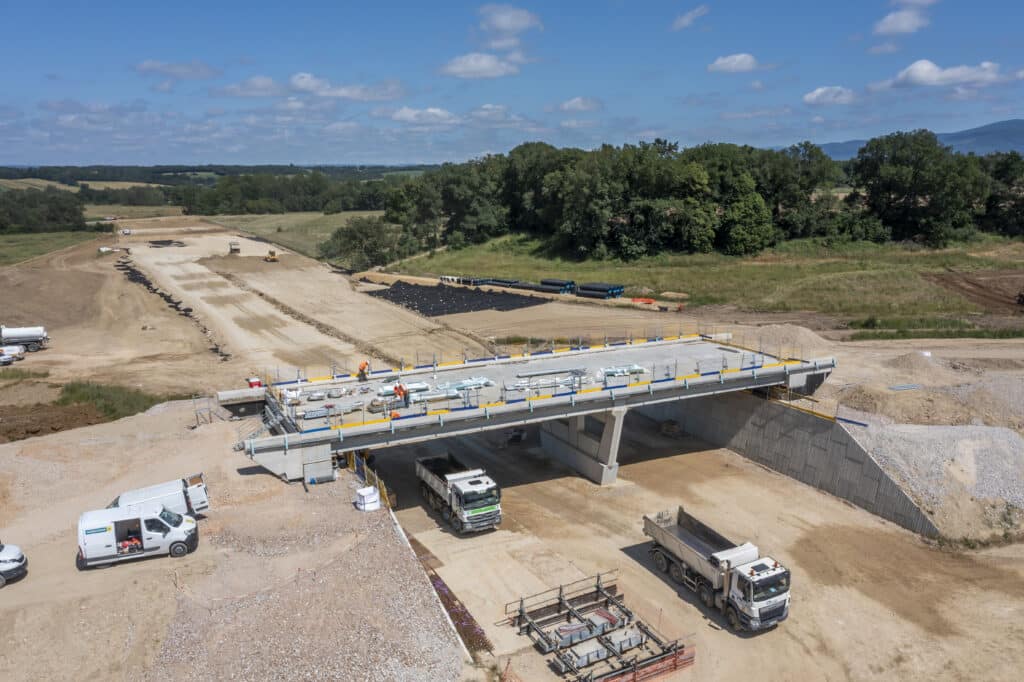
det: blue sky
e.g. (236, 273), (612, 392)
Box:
(1, 1), (1022, 164)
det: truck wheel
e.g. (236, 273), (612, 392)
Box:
(169, 542), (188, 558)
(653, 552), (669, 574)
(430, 494), (441, 512)
(453, 519), (464, 534)
(27, 343), (40, 352)
(727, 608), (742, 632)
(699, 583), (713, 608)
(669, 562), (685, 585)
(419, 483), (430, 501)
(441, 507), (452, 522)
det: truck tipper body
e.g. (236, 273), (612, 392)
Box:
(643, 507), (791, 632)
(77, 504), (198, 569)
(0, 326), (48, 351)
(416, 454), (501, 533)
(109, 473), (210, 517)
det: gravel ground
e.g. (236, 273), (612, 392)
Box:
(369, 281), (545, 317)
(143, 480), (463, 682)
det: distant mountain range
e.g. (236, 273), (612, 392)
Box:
(817, 120), (1024, 160)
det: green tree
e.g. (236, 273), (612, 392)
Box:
(852, 130), (989, 246)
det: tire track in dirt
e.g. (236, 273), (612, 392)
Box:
(924, 270), (1024, 315)
(215, 271), (403, 367)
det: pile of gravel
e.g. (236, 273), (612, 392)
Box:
(851, 421), (1024, 511)
(145, 490), (462, 682)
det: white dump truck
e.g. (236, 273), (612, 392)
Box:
(643, 506), (791, 632)
(108, 473), (210, 517)
(416, 454), (502, 533)
(0, 326), (49, 352)
(76, 504), (198, 569)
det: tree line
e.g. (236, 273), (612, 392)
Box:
(319, 131), (1023, 268)
(0, 164), (436, 186)
(0, 187), (87, 232)
(175, 173), (397, 214)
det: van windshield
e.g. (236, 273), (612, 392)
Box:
(159, 509), (183, 527)
(107, 496), (120, 509)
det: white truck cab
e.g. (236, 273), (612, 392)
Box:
(77, 504), (198, 570)
(725, 556), (791, 631)
(0, 540), (28, 586)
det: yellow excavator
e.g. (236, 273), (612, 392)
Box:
(264, 249), (279, 263)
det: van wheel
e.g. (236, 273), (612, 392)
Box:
(727, 608), (742, 631)
(76, 551), (88, 571)
(653, 552), (669, 573)
(169, 542), (188, 558)
(669, 562), (685, 584)
(699, 583), (713, 608)
(0, 574), (6, 587)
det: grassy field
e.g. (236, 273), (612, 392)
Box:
(392, 234), (1024, 318)
(0, 178), (78, 192)
(84, 204), (183, 220)
(208, 211), (383, 257)
(0, 231), (100, 266)
(56, 381), (185, 420)
(0, 179), (165, 193)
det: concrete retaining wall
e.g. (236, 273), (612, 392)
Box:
(638, 393), (939, 537)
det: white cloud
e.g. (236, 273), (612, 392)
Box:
(560, 119), (597, 129)
(876, 59), (1003, 89)
(893, 0), (937, 6)
(324, 121), (359, 135)
(868, 42), (899, 55)
(442, 52), (519, 78)
(802, 86), (855, 105)
(1016, 69), (1024, 80)
(219, 76), (284, 97)
(469, 104), (510, 121)
(277, 97), (306, 111)
(391, 106), (459, 125)
(136, 59), (219, 80)
(479, 4), (542, 50)
(708, 53), (758, 73)
(811, 115), (826, 124)
(874, 9), (928, 35)
(559, 96), (603, 112)
(671, 5), (709, 31)
(719, 107), (791, 120)
(289, 73), (403, 100)
(750, 80), (765, 91)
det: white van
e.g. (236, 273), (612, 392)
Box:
(109, 473), (210, 517)
(76, 504), (198, 569)
(1, 345), (26, 361)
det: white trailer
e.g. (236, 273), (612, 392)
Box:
(76, 504), (198, 569)
(109, 473), (210, 516)
(1, 345), (26, 361)
(643, 507), (791, 632)
(416, 454), (502, 533)
(0, 326), (48, 352)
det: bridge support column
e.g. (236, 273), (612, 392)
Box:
(539, 407), (627, 485)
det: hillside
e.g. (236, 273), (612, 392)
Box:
(819, 119), (1024, 159)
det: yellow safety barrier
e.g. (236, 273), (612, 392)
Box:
(427, 409), (451, 416)
(482, 401), (506, 408)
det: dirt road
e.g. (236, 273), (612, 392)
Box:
(377, 419), (1024, 681)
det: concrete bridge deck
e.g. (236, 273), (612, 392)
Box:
(222, 334), (836, 484)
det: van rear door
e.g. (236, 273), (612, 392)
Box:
(185, 473), (210, 512)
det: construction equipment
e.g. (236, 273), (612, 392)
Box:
(643, 506), (791, 632)
(0, 326), (48, 352)
(228, 241), (241, 254)
(264, 249), (279, 263)
(416, 454), (502, 533)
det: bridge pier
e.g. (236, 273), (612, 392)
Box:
(539, 407), (627, 485)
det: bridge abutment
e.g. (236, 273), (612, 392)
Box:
(539, 407), (627, 485)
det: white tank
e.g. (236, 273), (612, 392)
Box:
(1, 326), (47, 343)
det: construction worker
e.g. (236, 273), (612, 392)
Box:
(358, 360), (370, 382)
(393, 383), (410, 408)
